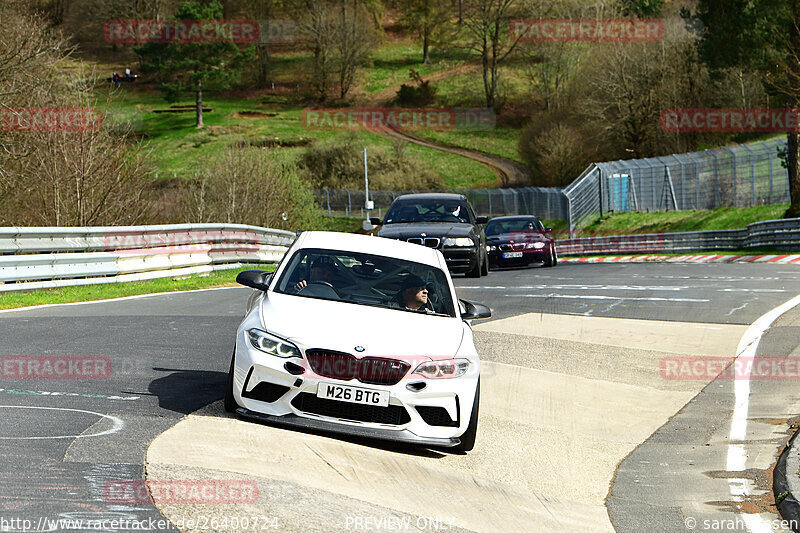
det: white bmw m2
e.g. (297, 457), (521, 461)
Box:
(225, 231), (491, 452)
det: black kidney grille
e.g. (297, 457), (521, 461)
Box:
(291, 393), (411, 425)
(305, 350), (410, 386)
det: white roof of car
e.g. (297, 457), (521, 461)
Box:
(294, 231), (443, 267)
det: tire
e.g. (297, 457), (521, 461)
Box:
(224, 348), (238, 413)
(551, 244), (558, 266)
(480, 254), (489, 276)
(466, 257), (482, 278)
(456, 379), (480, 453)
(543, 249), (554, 268)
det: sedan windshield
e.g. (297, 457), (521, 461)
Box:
(274, 248), (456, 317)
(384, 200), (471, 224)
(485, 218), (543, 236)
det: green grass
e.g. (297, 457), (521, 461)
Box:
(579, 204), (789, 237)
(414, 126), (524, 163)
(359, 43), (468, 94)
(0, 265), (274, 310)
(98, 86), (496, 187)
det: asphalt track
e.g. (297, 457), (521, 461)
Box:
(0, 262), (798, 532)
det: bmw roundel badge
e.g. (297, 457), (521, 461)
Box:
(354, 346), (366, 353)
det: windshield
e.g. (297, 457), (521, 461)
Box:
(274, 248), (456, 317)
(384, 200), (472, 224)
(485, 218), (544, 236)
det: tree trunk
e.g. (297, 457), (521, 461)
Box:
(195, 80), (203, 129)
(458, 0), (463, 26)
(257, 42), (270, 87)
(423, 25), (430, 63)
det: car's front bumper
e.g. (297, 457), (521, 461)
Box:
(488, 248), (548, 268)
(232, 327), (479, 445)
(441, 246), (480, 273)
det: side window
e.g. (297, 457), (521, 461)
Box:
(465, 202), (477, 224)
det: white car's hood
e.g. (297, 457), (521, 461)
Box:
(260, 292), (465, 360)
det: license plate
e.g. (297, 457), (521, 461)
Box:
(502, 252), (523, 259)
(317, 382), (389, 407)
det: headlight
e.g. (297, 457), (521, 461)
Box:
(487, 245), (497, 252)
(443, 237), (474, 247)
(526, 242), (546, 249)
(413, 359), (470, 379)
(247, 329), (301, 358)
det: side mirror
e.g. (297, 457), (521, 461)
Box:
(476, 216), (489, 224)
(460, 299), (492, 320)
(369, 217), (383, 226)
(544, 227), (553, 233)
(236, 270), (272, 292)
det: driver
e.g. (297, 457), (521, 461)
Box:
(294, 256), (336, 292)
(393, 274), (435, 313)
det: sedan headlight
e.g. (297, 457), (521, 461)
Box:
(413, 359), (470, 379)
(248, 329), (301, 358)
(526, 241), (546, 249)
(443, 237), (474, 247)
(487, 245), (497, 252)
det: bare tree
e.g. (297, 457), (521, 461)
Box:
(293, 0), (376, 101)
(462, 0), (525, 109)
(185, 146), (318, 230)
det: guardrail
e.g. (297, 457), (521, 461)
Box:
(0, 224), (296, 293)
(558, 218), (800, 255)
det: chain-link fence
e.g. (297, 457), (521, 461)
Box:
(565, 138), (790, 235)
(314, 187), (569, 221)
(315, 138), (791, 236)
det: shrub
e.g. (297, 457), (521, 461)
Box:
(183, 146), (319, 230)
(518, 121), (596, 188)
(298, 135), (443, 191)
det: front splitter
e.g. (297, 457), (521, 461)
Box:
(235, 408), (461, 448)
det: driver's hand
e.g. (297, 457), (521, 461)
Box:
(294, 280), (307, 291)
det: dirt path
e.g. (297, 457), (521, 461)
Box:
(374, 126), (530, 187)
(359, 62), (482, 107)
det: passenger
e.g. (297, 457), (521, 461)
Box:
(294, 256), (336, 292)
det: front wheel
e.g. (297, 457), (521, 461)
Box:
(480, 254), (489, 276)
(466, 257), (482, 278)
(224, 348), (238, 413)
(456, 379), (480, 452)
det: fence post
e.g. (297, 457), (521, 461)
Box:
(684, 152), (701, 209)
(722, 146), (737, 207)
(326, 189), (331, 217)
(599, 168), (604, 218)
(706, 150), (719, 208)
(741, 144), (756, 207)
(346, 189), (351, 217)
(762, 142), (774, 205)
(675, 155), (686, 210)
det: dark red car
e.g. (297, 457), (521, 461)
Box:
(485, 216), (557, 269)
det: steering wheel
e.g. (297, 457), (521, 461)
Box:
(305, 280), (334, 289)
